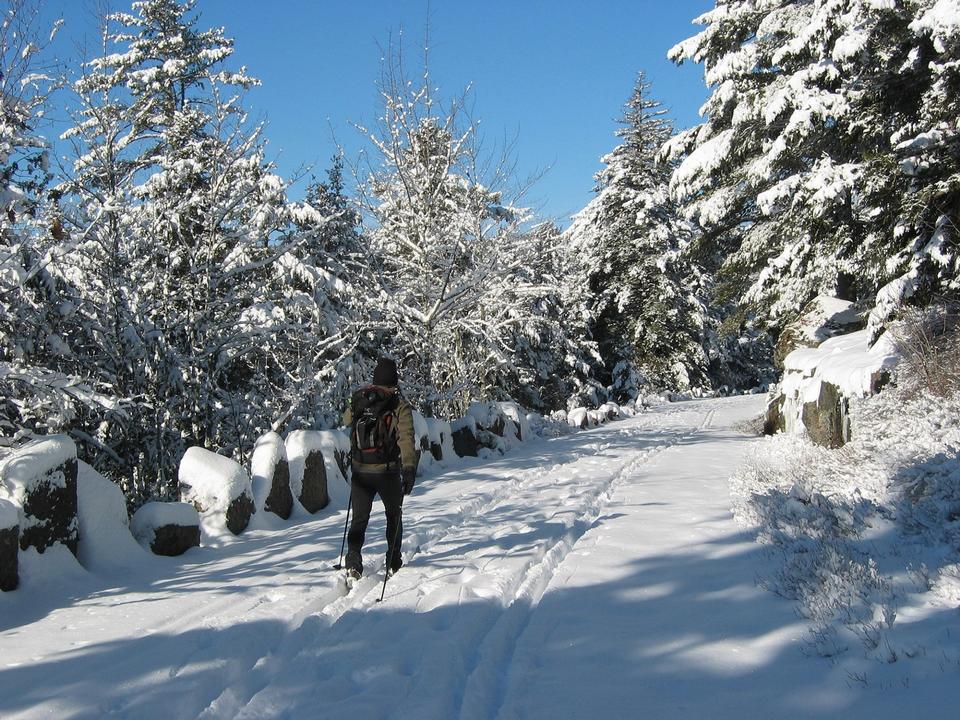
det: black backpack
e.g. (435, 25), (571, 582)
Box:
(350, 385), (400, 465)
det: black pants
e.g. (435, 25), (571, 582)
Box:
(346, 469), (403, 573)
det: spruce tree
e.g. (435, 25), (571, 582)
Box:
(668, 0), (960, 341)
(567, 72), (708, 395)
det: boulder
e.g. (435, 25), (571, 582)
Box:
(451, 418), (480, 458)
(0, 498), (18, 591)
(801, 381), (847, 449)
(131, 502), (201, 556)
(179, 447), (254, 535)
(774, 328), (899, 447)
(251, 432), (293, 520)
(298, 448), (329, 514)
(0, 436), (78, 555)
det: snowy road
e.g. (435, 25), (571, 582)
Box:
(2, 396), (927, 719)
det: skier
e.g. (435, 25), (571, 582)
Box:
(341, 357), (417, 582)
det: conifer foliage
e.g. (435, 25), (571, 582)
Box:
(567, 73), (708, 395)
(667, 0), (960, 336)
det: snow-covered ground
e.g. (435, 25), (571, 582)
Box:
(0, 396), (954, 719)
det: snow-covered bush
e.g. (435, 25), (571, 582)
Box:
(732, 381), (960, 666)
(889, 304), (960, 399)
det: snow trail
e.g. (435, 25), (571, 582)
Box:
(8, 395), (934, 719)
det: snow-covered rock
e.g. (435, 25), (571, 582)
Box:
(598, 402), (622, 421)
(0, 435), (78, 555)
(179, 447), (254, 536)
(498, 402), (531, 442)
(450, 416), (480, 458)
(426, 417), (456, 463)
(131, 502), (200, 557)
(285, 430), (349, 514)
(250, 432), (293, 520)
(769, 329), (900, 446)
(567, 407), (589, 429)
(76, 461), (146, 571)
(412, 410), (431, 473)
(0, 497), (18, 591)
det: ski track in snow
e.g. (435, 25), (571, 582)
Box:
(216, 403), (717, 720)
(0, 397), (774, 720)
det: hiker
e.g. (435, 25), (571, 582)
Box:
(341, 357), (417, 580)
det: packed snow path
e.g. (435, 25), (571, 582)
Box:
(2, 396), (929, 719)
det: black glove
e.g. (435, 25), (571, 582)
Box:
(402, 468), (416, 496)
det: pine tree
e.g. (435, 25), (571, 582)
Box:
(567, 72), (708, 395)
(667, 0), (960, 341)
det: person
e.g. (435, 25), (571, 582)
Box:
(341, 357), (417, 580)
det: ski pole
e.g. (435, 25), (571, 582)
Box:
(377, 489), (404, 603)
(333, 484), (353, 570)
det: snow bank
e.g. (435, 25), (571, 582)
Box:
(179, 447), (250, 513)
(76, 461), (146, 571)
(0, 435), (76, 503)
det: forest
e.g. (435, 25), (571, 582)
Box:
(2, 0), (957, 507)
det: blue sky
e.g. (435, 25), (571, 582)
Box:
(40, 0), (713, 225)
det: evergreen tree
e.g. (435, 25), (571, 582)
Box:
(667, 0), (960, 341)
(0, 2), (112, 442)
(567, 72), (708, 395)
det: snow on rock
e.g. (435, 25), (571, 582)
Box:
(285, 431), (347, 515)
(130, 502), (200, 557)
(498, 402), (531, 442)
(567, 407), (589, 429)
(467, 401), (519, 442)
(0, 497), (17, 530)
(76, 461), (146, 571)
(250, 432), (293, 520)
(450, 415), (481, 457)
(0, 435), (76, 502)
(774, 294), (864, 367)
(412, 410), (432, 474)
(179, 447), (254, 538)
(426, 417), (456, 463)
(0, 435), (78, 555)
(769, 328), (900, 446)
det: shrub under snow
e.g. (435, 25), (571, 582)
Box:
(732, 382), (960, 670)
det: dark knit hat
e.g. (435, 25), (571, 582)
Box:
(373, 357), (398, 387)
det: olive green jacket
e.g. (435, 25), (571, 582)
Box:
(342, 388), (417, 475)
